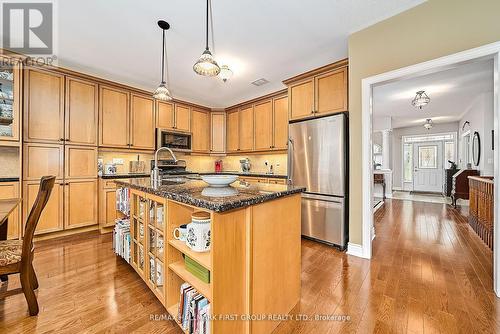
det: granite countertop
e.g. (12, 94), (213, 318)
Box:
(100, 173), (150, 179)
(200, 171), (287, 179)
(0, 177), (19, 182)
(114, 177), (304, 212)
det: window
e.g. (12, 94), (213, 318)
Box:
(445, 141), (455, 164)
(418, 145), (438, 168)
(403, 143), (413, 182)
(404, 133), (454, 143)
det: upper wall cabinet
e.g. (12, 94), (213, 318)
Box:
(24, 68), (65, 143)
(99, 85), (130, 148)
(156, 101), (191, 133)
(191, 108), (210, 153)
(254, 100), (273, 151)
(226, 108), (239, 153)
(0, 56), (21, 144)
(130, 94), (155, 150)
(210, 112), (225, 154)
(273, 95), (289, 150)
(285, 61), (348, 121)
(65, 76), (98, 146)
(239, 105), (254, 152)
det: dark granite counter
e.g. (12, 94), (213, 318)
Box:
(100, 173), (150, 179)
(114, 177), (304, 212)
(200, 171), (287, 179)
(0, 177), (19, 182)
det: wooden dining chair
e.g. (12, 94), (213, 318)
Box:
(0, 176), (55, 316)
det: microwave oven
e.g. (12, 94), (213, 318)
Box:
(156, 129), (192, 152)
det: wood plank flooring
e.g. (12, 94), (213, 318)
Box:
(0, 199), (498, 333)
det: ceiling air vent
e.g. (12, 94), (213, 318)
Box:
(251, 78), (269, 86)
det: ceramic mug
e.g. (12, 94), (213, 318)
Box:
(186, 212), (211, 252)
(173, 224), (188, 241)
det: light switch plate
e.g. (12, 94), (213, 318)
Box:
(113, 158), (124, 165)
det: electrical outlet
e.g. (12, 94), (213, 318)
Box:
(113, 158), (124, 165)
(264, 160), (269, 165)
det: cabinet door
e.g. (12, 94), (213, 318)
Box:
(0, 182), (20, 239)
(24, 68), (65, 143)
(24, 180), (64, 235)
(130, 94), (155, 150)
(175, 104), (191, 132)
(289, 79), (314, 121)
(65, 145), (97, 179)
(226, 109), (239, 152)
(99, 86), (130, 148)
(156, 100), (174, 129)
(315, 67), (347, 115)
(239, 105), (254, 151)
(0, 57), (20, 143)
(254, 100), (273, 151)
(273, 96), (288, 150)
(23, 143), (63, 180)
(211, 112), (225, 153)
(101, 188), (118, 227)
(191, 108), (210, 152)
(65, 179), (98, 229)
(65, 76), (98, 146)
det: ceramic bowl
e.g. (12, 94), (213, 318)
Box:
(201, 174), (238, 187)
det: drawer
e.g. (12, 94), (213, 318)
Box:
(103, 180), (117, 189)
(268, 179), (287, 185)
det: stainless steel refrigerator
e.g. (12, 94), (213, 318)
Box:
(288, 113), (348, 249)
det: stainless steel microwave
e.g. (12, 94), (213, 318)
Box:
(156, 129), (192, 152)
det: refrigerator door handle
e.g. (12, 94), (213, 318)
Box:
(302, 192), (344, 203)
(288, 138), (294, 185)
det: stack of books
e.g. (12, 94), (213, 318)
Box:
(115, 187), (130, 215)
(185, 255), (210, 283)
(178, 283), (211, 334)
(113, 218), (131, 263)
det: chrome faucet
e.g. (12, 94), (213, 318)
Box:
(151, 147), (178, 188)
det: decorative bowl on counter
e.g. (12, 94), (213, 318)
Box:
(201, 174), (238, 187)
(201, 186), (239, 198)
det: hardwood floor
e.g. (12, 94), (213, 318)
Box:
(0, 199), (498, 333)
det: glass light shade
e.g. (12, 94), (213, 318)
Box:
(423, 119), (433, 130)
(153, 82), (172, 101)
(411, 90), (430, 109)
(193, 49), (221, 76)
(219, 65), (233, 82)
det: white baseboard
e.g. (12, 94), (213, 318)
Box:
(392, 187), (403, 191)
(346, 242), (365, 258)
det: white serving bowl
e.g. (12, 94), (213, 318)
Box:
(201, 174), (239, 187)
(201, 186), (239, 198)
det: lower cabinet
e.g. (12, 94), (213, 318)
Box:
(65, 179), (98, 229)
(0, 181), (21, 239)
(24, 180), (64, 235)
(99, 179), (118, 229)
(239, 177), (287, 185)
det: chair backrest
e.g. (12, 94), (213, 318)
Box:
(22, 176), (55, 262)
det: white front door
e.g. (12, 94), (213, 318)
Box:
(413, 141), (444, 193)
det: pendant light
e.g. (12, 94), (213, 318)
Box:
(153, 20), (172, 101)
(423, 118), (433, 130)
(193, 0), (220, 76)
(219, 65), (233, 82)
(411, 90), (430, 110)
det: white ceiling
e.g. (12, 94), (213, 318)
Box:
(373, 59), (494, 129)
(55, 0), (423, 108)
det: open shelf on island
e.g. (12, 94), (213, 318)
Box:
(166, 303), (188, 334)
(168, 239), (211, 271)
(169, 261), (211, 300)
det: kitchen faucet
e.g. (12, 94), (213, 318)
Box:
(151, 147), (178, 188)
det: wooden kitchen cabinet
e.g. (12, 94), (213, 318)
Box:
(226, 108), (239, 152)
(175, 104), (191, 132)
(239, 105), (254, 151)
(24, 180), (64, 235)
(289, 79), (314, 121)
(254, 100), (273, 151)
(65, 145), (97, 179)
(65, 179), (98, 229)
(65, 76), (98, 146)
(23, 143), (64, 180)
(0, 181), (20, 239)
(130, 94), (155, 150)
(191, 108), (210, 152)
(273, 95), (288, 150)
(99, 85), (130, 148)
(99, 180), (118, 229)
(315, 67), (347, 115)
(24, 68), (65, 143)
(156, 101), (174, 129)
(210, 112), (225, 153)
(0, 56), (21, 144)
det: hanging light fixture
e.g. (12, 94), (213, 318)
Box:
(411, 90), (430, 110)
(219, 65), (233, 82)
(423, 118), (433, 130)
(153, 20), (172, 101)
(193, 0), (220, 76)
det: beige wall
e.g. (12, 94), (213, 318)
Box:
(348, 0), (500, 245)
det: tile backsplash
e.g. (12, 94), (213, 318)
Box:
(98, 152), (153, 174)
(0, 147), (20, 177)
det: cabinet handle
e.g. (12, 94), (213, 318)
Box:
(59, 138), (64, 141)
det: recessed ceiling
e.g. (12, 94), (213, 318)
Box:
(373, 59), (494, 129)
(56, 0), (423, 108)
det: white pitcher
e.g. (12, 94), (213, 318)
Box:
(186, 211), (211, 252)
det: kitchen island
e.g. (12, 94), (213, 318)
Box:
(114, 177), (304, 334)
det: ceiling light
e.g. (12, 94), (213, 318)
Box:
(423, 118), (433, 130)
(153, 20), (173, 101)
(193, 0), (220, 76)
(219, 65), (233, 82)
(411, 90), (430, 110)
